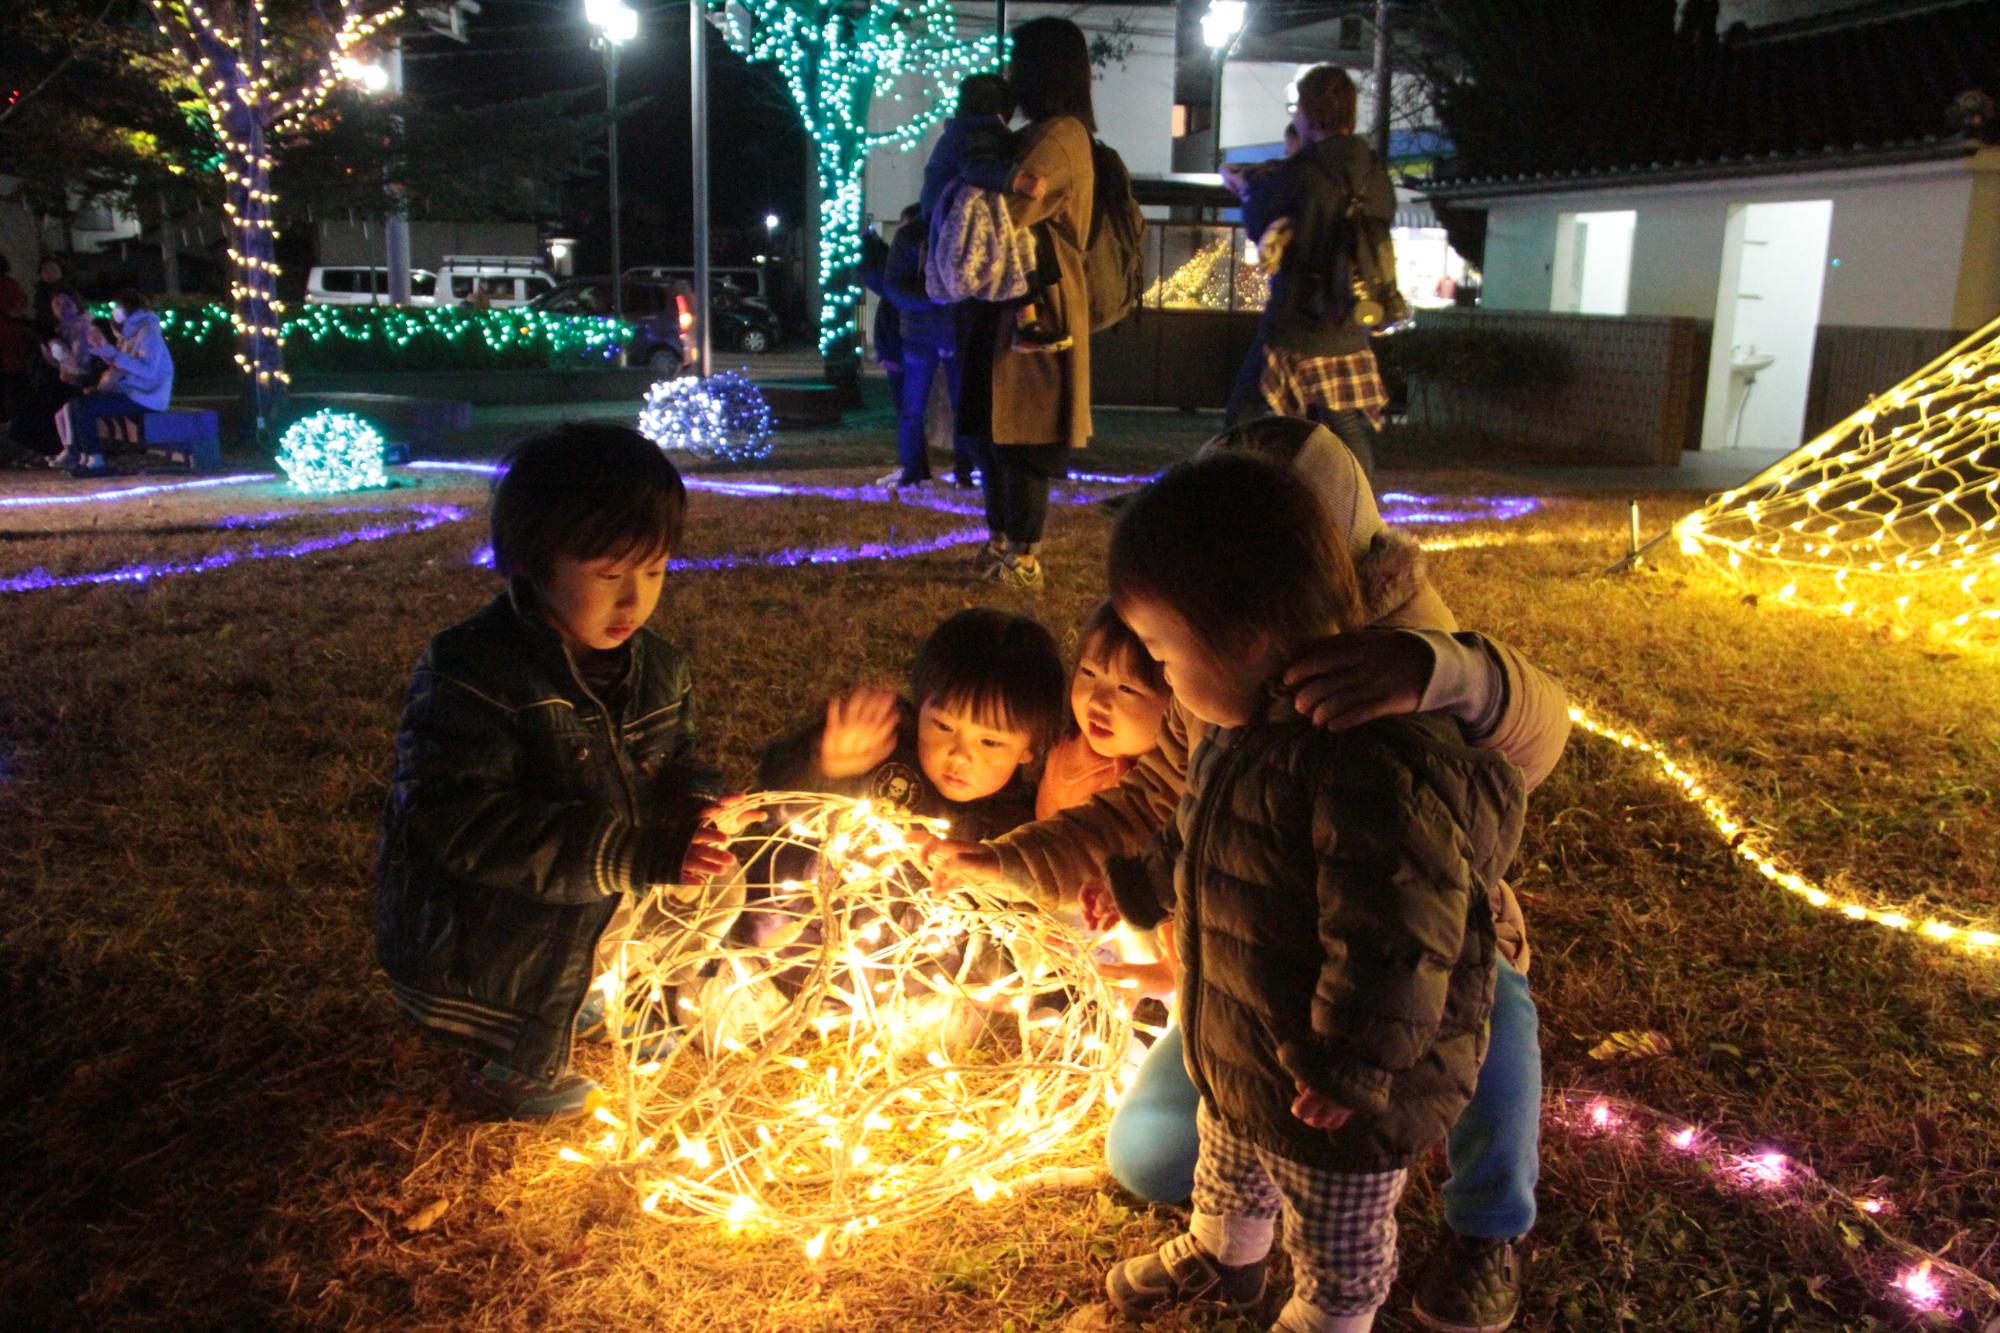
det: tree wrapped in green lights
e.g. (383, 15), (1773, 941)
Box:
(143, 0), (400, 444)
(712, 0), (1002, 374)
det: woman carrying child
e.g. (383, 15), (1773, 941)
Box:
(1098, 452), (1525, 1333)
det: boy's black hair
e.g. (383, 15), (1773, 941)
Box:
(956, 72), (1015, 120)
(911, 608), (1067, 751)
(1109, 453), (1364, 655)
(1009, 17), (1096, 132)
(1077, 600), (1165, 694)
(490, 422), (687, 581)
(112, 288), (151, 313)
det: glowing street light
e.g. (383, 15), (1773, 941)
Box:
(1202, 2), (1248, 169)
(586, 0), (640, 325)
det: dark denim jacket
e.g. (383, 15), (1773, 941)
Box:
(376, 581), (720, 1079)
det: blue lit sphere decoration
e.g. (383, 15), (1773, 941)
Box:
(277, 410), (389, 494)
(638, 371), (775, 463)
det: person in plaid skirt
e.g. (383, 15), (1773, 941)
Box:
(1098, 453), (1525, 1333)
(1221, 64), (1398, 479)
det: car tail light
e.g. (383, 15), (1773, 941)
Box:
(677, 294), (694, 332)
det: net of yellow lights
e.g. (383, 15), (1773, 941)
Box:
(1141, 234), (1270, 312)
(568, 794), (1128, 1258)
(1673, 314), (2000, 648)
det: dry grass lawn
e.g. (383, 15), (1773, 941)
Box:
(2, 419), (1997, 1332)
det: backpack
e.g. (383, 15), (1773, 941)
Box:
(1299, 148), (1408, 331)
(925, 181), (1035, 305)
(1083, 138), (1145, 333)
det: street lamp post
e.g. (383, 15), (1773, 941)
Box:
(1202, 1), (1247, 171)
(586, 0), (638, 327)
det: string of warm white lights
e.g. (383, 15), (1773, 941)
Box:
(1552, 1090), (1999, 1320)
(1141, 234), (1270, 313)
(557, 794), (1126, 1257)
(715, 1), (1004, 357)
(1568, 703), (2000, 957)
(145, 1), (403, 396)
(1674, 313), (2000, 648)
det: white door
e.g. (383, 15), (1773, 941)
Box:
(1700, 199), (1833, 450)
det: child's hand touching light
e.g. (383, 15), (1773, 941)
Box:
(922, 836), (1001, 893)
(1096, 956), (1174, 997)
(1079, 881), (1121, 933)
(678, 824), (737, 883)
(700, 793), (766, 837)
(819, 686), (901, 778)
(1282, 629), (1433, 732)
(1290, 1082), (1353, 1131)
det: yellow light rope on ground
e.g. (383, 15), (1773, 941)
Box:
(1569, 705), (2000, 957)
(1673, 315), (2000, 647)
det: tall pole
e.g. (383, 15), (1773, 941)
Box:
(1371, 0), (1392, 160)
(607, 40), (624, 324)
(995, 0), (1006, 35)
(690, 0), (710, 378)
(1211, 46), (1226, 169)
(385, 38), (412, 305)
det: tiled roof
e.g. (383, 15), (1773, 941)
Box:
(1428, 0), (1998, 197)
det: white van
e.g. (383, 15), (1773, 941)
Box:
(435, 256), (556, 310)
(304, 265), (439, 307)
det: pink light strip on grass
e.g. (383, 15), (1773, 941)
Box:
(1552, 1089), (1998, 1321)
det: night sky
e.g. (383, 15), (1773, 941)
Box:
(403, 0), (811, 273)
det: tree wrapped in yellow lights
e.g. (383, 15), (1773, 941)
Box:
(1140, 233), (1269, 312)
(567, 794), (1129, 1257)
(1674, 314), (2000, 647)
(143, 0), (400, 445)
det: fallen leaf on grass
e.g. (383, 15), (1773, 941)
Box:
(1588, 1030), (1674, 1063)
(402, 1198), (452, 1234)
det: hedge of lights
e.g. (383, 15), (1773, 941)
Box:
(151, 303), (632, 376)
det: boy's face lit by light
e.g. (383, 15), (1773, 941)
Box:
(1118, 595), (1271, 729)
(1070, 635), (1170, 760)
(537, 551), (668, 653)
(916, 697), (1036, 802)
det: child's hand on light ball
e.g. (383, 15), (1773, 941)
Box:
(819, 686), (901, 779)
(679, 824), (737, 883)
(700, 793), (765, 837)
(922, 837), (1000, 893)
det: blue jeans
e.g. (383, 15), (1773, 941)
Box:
(64, 391), (149, 453)
(1105, 956), (1541, 1240)
(897, 342), (977, 485)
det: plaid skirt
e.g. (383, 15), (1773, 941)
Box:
(1259, 345), (1388, 428)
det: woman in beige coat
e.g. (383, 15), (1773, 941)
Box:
(971, 16), (1096, 592)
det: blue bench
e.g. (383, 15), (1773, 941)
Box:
(96, 409), (223, 472)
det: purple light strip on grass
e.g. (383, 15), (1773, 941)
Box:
(470, 526), (986, 573)
(1, 502), (471, 594)
(0, 473), (274, 508)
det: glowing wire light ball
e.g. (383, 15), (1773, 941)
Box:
(638, 371), (775, 463)
(1673, 314), (2000, 647)
(579, 794), (1128, 1256)
(276, 410), (388, 494)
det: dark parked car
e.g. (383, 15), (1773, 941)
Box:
(708, 281), (781, 353)
(530, 277), (689, 373)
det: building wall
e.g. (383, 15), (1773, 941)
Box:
(314, 220), (543, 273)
(1473, 159), (1981, 331)
(1952, 149), (2000, 330)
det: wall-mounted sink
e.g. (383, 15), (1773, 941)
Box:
(1731, 351), (1777, 378)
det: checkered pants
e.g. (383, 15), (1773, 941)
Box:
(1259, 345), (1388, 428)
(1191, 1101), (1409, 1324)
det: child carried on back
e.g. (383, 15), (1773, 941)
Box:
(1097, 453), (1527, 1333)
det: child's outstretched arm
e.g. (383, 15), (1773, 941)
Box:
(972, 698), (1197, 910)
(395, 670), (707, 905)
(1273, 753), (1521, 1118)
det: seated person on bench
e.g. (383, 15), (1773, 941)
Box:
(52, 289), (176, 478)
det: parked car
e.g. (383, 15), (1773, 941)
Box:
(304, 265), (439, 307)
(436, 256), (557, 310)
(529, 276), (689, 373)
(623, 268), (781, 352)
